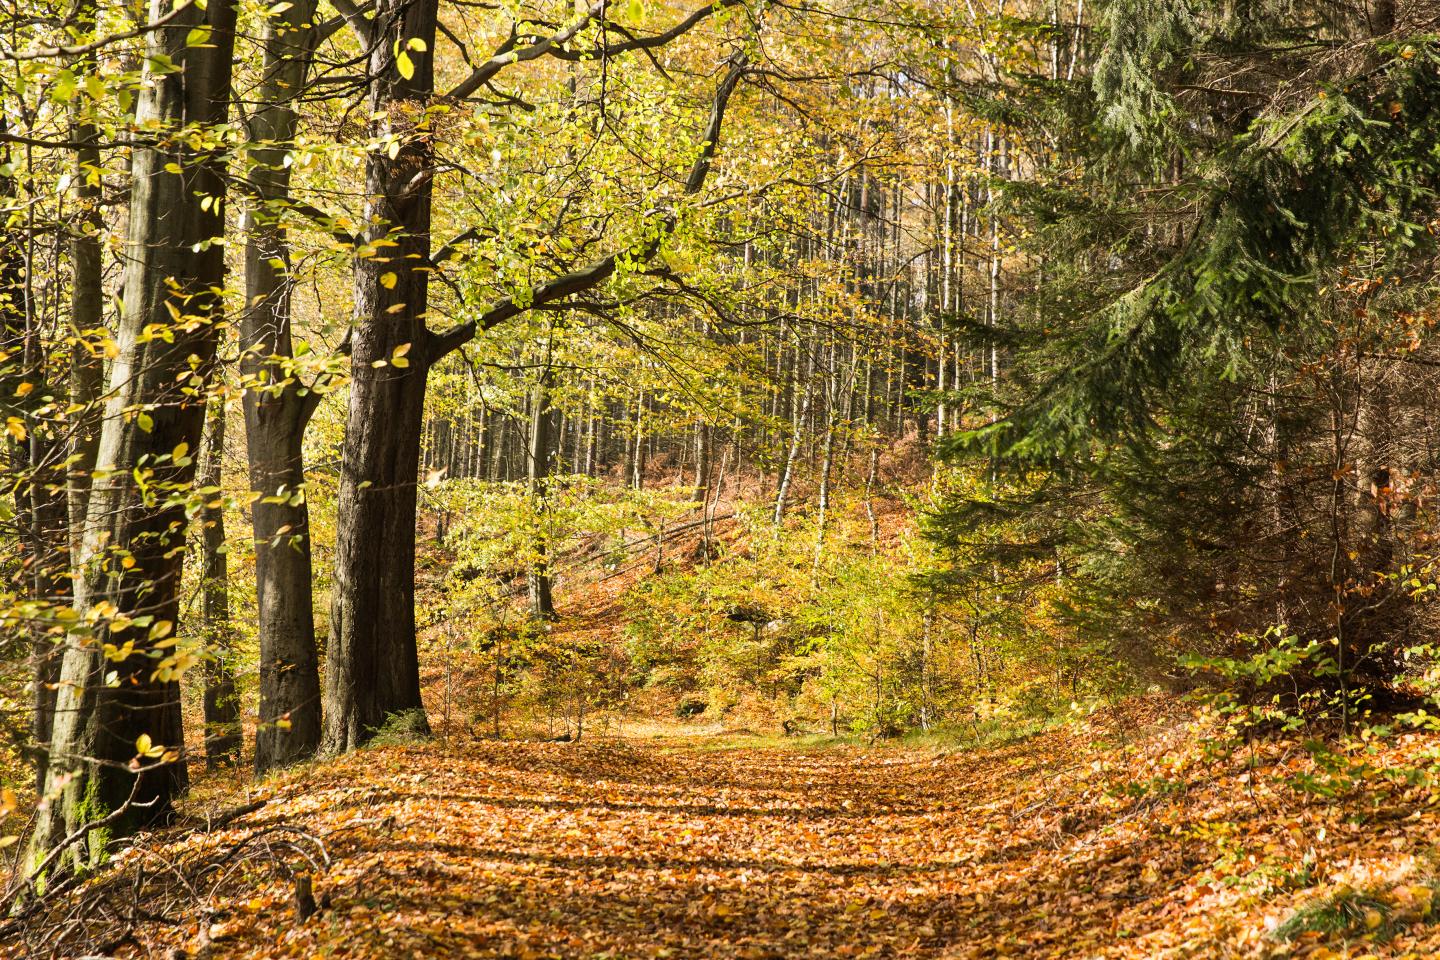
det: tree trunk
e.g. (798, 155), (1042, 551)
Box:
(1, 141), (68, 790)
(242, 0), (324, 771)
(323, 0), (439, 752)
(773, 383), (812, 526)
(527, 366), (557, 620)
(199, 400), (241, 767)
(811, 380), (839, 577)
(30, 0), (237, 870)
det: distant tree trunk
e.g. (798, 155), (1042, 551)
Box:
(1370, 0), (1396, 34)
(811, 392), (838, 576)
(773, 383), (812, 526)
(199, 400), (240, 767)
(490, 415), (509, 480)
(527, 366), (557, 620)
(324, 0), (439, 752)
(630, 392), (647, 490)
(584, 388), (599, 476)
(243, 0), (324, 771)
(694, 421), (712, 502)
(919, 606), (934, 731)
(1354, 377), (1398, 664)
(30, 0), (237, 869)
(66, 0), (106, 574)
(0, 143), (67, 790)
(67, 122), (104, 570)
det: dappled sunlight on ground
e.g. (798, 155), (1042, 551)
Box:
(10, 698), (1440, 959)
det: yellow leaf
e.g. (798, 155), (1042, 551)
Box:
(136, 733), (153, 754)
(379, 272), (397, 289)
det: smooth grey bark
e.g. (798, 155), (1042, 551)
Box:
(811, 350), (844, 577)
(29, 0), (237, 870)
(58, 29), (122, 807)
(199, 400), (240, 767)
(772, 380), (812, 526)
(242, 0), (324, 771)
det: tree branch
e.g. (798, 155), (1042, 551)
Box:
(0, 0), (198, 61)
(327, 0), (374, 48)
(427, 54), (748, 363)
(445, 0), (742, 101)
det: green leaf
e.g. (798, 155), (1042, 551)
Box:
(50, 69), (77, 103)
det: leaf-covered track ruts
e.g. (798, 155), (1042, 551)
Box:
(56, 710), (1198, 959)
(24, 704), (1440, 960)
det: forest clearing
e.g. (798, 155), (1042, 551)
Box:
(7, 0), (1440, 955)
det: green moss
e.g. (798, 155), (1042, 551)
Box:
(72, 773), (110, 871)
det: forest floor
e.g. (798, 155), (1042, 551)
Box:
(11, 697), (1440, 959)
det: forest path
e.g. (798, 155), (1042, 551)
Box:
(171, 710), (1245, 960)
(48, 700), (1440, 959)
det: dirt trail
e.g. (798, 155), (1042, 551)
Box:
(216, 738), (1089, 959)
(15, 709), (1440, 959)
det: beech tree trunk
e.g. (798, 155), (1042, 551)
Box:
(30, 0), (237, 869)
(0, 144), (68, 789)
(199, 400), (241, 767)
(527, 367), (557, 620)
(321, 26), (745, 753)
(323, 0), (440, 751)
(243, 0), (324, 771)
